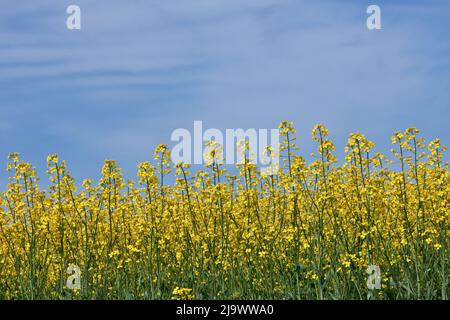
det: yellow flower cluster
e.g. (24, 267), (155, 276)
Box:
(171, 287), (194, 300)
(0, 122), (448, 300)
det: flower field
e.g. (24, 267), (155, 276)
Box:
(0, 122), (448, 300)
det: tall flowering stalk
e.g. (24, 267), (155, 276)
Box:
(0, 122), (448, 300)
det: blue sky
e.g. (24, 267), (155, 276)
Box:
(0, 0), (449, 183)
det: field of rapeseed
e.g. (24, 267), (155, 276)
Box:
(0, 122), (448, 300)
